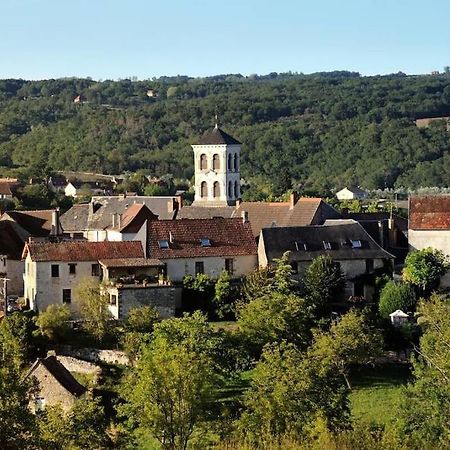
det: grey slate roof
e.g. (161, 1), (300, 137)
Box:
(194, 126), (241, 146)
(261, 221), (394, 263)
(61, 195), (179, 232)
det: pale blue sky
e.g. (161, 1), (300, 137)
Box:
(1, 0), (449, 80)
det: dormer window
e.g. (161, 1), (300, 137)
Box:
(323, 241), (332, 250)
(158, 240), (170, 249)
(201, 238), (211, 247)
(351, 240), (362, 249)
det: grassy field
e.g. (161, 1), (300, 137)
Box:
(349, 364), (411, 425)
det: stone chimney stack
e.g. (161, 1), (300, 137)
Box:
(242, 211), (249, 223)
(290, 192), (299, 209)
(50, 208), (60, 237)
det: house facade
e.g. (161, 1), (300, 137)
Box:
(147, 217), (258, 281)
(23, 240), (144, 313)
(336, 187), (368, 201)
(409, 195), (450, 287)
(258, 220), (394, 300)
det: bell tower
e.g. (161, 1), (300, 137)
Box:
(191, 123), (241, 207)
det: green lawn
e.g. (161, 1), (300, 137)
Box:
(349, 364), (411, 425)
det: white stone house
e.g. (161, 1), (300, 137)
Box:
(147, 217), (258, 281)
(22, 240), (144, 313)
(258, 220), (394, 300)
(336, 187), (369, 201)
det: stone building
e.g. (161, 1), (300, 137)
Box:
(258, 219), (394, 300)
(26, 355), (86, 412)
(191, 125), (241, 207)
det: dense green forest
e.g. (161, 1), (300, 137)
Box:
(1, 71), (450, 196)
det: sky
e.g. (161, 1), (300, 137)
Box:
(1, 0), (450, 80)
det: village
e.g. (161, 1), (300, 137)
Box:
(0, 123), (448, 423)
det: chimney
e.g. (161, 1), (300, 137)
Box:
(112, 213), (117, 228)
(50, 208), (60, 237)
(236, 198), (242, 207)
(242, 211), (249, 223)
(118, 214), (122, 229)
(176, 195), (183, 209)
(290, 192), (299, 209)
(89, 200), (94, 215)
(169, 231), (174, 243)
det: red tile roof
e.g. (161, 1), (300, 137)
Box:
(148, 218), (257, 259)
(409, 196), (450, 230)
(23, 240), (144, 262)
(119, 203), (158, 232)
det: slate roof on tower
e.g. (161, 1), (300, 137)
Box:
(195, 126), (241, 146)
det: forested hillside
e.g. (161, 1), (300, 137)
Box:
(1, 71), (450, 197)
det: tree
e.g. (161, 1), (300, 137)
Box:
(403, 248), (449, 293)
(125, 306), (160, 333)
(238, 310), (382, 442)
(35, 304), (71, 341)
(378, 281), (416, 318)
(38, 397), (111, 450)
(396, 294), (450, 448)
(0, 314), (38, 449)
(74, 278), (111, 342)
(120, 313), (219, 450)
(212, 269), (239, 319)
(303, 255), (345, 314)
(237, 291), (313, 351)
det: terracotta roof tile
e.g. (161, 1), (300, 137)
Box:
(148, 218), (257, 259)
(23, 240), (144, 262)
(410, 196), (450, 230)
(119, 203), (158, 233)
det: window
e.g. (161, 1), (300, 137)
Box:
(213, 181), (220, 198)
(195, 261), (204, 275)
(225, 258), (234, 274)
(228, 153), (232, 171)
(68, 263), (76, 275)
(199, 154), (207, 170)
(200, 238), (211, 247)
(351, 240), (362, 249)
(294, 241), (307, 251)
(201, 181), (208, 198)
(62, 289), (71, 304)
(290, 261), (299, 274)
(366, 259), (374, 273)
(228, 181), (233, 198)
(91, 263), (100, 277)
(51, 264), (59, 278)
(323, 241), (332, 250)
(110, 294), (118, 306)
(234, 180), (239, 198)
(158, 240), (170, 249)
(233, 153), (238, 171)
(212, 154), (220, 170)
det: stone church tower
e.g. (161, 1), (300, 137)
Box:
(191, 124), (241, 207)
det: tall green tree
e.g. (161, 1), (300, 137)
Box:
(378, 281), (416, 318)
(75, 278), (111, 342)
(120, 313), (219, 450)
(403, 248), (449, 294)
(303, 255), (345, 314)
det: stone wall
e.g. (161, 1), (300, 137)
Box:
(116, 285), (182, 319)
(56, 345), (130, 366)
(56, 355), (102, 378)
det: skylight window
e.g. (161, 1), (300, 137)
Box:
(323, 241), (332, 250)
(200, 238), (211, 247)
(351, 240), (362, 249)
(158, 240), (170, 249)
